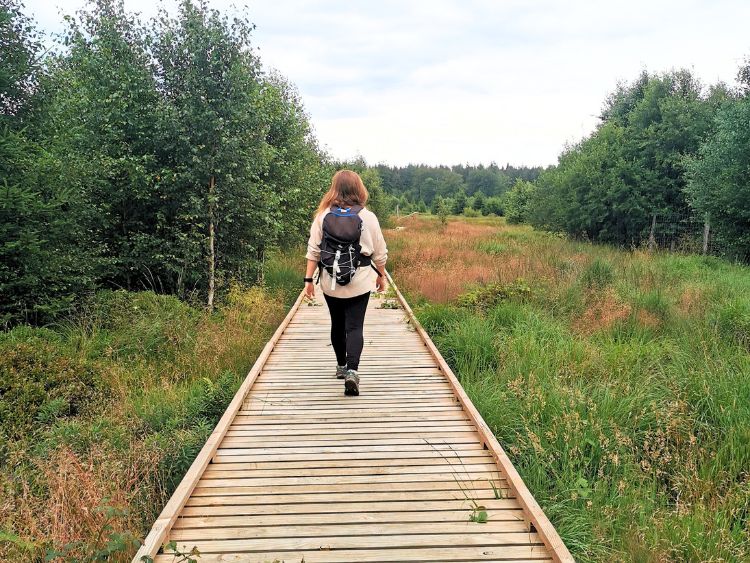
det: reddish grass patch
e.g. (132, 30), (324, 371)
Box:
(637, 309), (662, 329)
(2, 445), (159, 561)
(573, 289), (632, 335)
(678, 285), (705, 316)
(388, 217), (558, 302)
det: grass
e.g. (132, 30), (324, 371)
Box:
(3, 214), (748, 561)
(0, 284), (286, 560)
(388, 214), (750, 562)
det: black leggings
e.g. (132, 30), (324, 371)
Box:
(323, 291), (370, 371)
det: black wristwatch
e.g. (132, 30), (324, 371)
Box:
(303, 277), (313, 283)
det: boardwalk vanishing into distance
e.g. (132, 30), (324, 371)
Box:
(134, 274), (573, 562)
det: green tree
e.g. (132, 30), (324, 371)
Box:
(431, 194), (444, 215)
(153, 0), (271, 308)
(0, 0), (100, 323)
(0, 0), (40, 116)
(503, 179), (536, 224)
(472, 191), (485, 213)
(466, 166), (507, 196)
(483, 196), (504, 216)
(530, 69), (723, 245)
(39, 0), (166, 291)
(436, 196), (449, 226)
(361, 167), (395, 227)
(257, 71), (327, 250)
(686, 96), (750, 259)
(452, 187), (467, 215)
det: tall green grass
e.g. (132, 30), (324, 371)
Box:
(404, 217), (750, 562)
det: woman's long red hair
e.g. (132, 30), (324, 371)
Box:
(316, 170), (369, 217)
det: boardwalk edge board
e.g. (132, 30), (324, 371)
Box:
(132, 291), (306, 561)
(385, 271), (574, 563)
(134, 274), (573, 562)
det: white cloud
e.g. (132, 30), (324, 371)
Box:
(24, 0), (750, 166)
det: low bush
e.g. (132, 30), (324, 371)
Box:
(456, 279), (531, 310)
(0, 335), (103, 444)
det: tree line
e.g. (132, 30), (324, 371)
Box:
(517, 67), (750, 260)
(1, 0), (329, 325)
(373, 162), (543, 217)
(5, 0), (749, 326)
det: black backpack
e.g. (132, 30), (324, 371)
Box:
(318, 205), (376, 289)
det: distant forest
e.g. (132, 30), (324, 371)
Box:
(376, 163), (543, 213)
(372, 65), (750, 262)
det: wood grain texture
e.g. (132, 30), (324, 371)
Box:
(134, 278), (572, 562)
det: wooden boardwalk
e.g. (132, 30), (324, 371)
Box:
(135, 276), (572, 562)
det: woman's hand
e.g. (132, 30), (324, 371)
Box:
(304, 281), (315, 299)
(375, 275), (386, 293)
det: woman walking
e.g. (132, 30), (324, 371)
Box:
(303, 170), (388, 396)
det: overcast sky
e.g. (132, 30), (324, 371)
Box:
(26, 0), (750, 167)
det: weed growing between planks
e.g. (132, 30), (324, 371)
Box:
(389, 215), (750, 562)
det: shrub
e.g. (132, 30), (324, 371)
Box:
(0, 334), (103, 443)
(483, 196), (504, 216)
(503, 179), (537, 224)
(457, 279), (531, 311)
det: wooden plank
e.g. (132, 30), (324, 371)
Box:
(155, 546), (550, 562)
(155, 532), (544, 553)
(184, 489), (511, 506)
(219, 437), (479, 448)
(243, 394), (457, 403)
(238, 404), (464, 412)
(192, 477), (506, 492)
(180, 498), (520, 517)
(215, 443), (486, 455)
(184, 497), (517, 515)
(206, 457), (497, 471)
(385, 272), (573, 562)
(189, 481), (510, 497)
(212, 450), (494, 464)
(172, 509), (524, 528)
(137, 276), (567, 563)
(235, 409), (469, 420)
(131, 291), (306, 561)
(224, 426), (477, 436)
(193, 476), (507, 490)
(202, 462), (500, 478)
(222, 431), (480, 442)
(169, 520), (528, 540)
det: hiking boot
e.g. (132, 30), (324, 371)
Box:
(335, 365), (347, 379)
(344, 369), (360, 396)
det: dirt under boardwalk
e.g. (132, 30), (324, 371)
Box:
(139, 282), (570, 563)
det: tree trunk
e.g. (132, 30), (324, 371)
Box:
(257, 245), (265, 284)
(703, 213), (710, 255)
(207, 175), (216, 311)
(647, 213), (657, 251)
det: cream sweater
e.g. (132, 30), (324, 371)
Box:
(306, 207), (388, 298)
